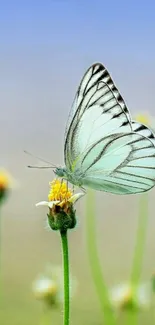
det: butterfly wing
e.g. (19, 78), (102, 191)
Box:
(132, 120), (155, 145)
(65, 63), (132, 170)
(81, 132), (155, 194)
(64, 63), (155, 194)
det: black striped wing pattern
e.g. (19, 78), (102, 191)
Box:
(64, 63), (155, 194)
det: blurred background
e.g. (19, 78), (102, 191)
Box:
(1, 0), (155, 324)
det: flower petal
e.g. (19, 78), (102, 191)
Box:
(68, 193), (85, 204)
(36, 201), (60, 208)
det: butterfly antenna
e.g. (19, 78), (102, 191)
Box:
(27, 165), (54, 169)
(24, 150), (56, 168)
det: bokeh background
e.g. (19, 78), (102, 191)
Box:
(1, 1), (155, 324)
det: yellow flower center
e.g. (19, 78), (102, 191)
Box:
(122, 290), (132, 303)
(35, 282), (58, 299)
(48, 179), (73, 202)
(120, 288), (137, 309)
(135, 113), (151, 126)
(0, 171), (10, 189)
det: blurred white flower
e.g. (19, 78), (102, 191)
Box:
(33, 276), (58, 305)
(32, 264), (77, 307)
(110, 282), (152, 310)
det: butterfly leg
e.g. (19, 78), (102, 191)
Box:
(66, 180), (69, 193)
(59, 178), (64, 201)
(80, 186), (86, 194)
(64, 180), (69, 201)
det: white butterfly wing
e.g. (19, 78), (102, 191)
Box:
(64, 62), (155, 194)
(65, 63), (132, 170)
(81, 133), (155, 194)
(132, 120), (155, 145)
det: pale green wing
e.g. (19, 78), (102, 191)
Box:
(80, 132), (155, 194)
(132, 120), (155, 145)
(65, 63), (132, 170)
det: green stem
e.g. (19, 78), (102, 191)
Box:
(127, 193), (148, 325)
(60, 230), (70, 325)
(131, 193), (148, 284)
(40, 307), (51, 325)
(86, 190), (116, 325)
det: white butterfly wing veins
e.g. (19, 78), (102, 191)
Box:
(64, 63), (132, 169)
(132, 120), (155, 146)
(81, 133), (155, 194)
(63, 63), (155, 194)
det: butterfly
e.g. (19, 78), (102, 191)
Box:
(53, 63), (155, 195)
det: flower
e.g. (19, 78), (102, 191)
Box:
(36, 179), (84, 231)
(134, 112), (155, 132)
(32, 264), (77, 307)
(33, 277), (58, 304)
(110, 282), (152, 310)
(0, 168), (15, 203)
(48, 179), (73, 202)
(36, 179), (84, 208)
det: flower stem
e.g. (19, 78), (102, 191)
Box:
(60, 229), (70, 325)
(131, 193), (148, 284)
(127, 193), (148, 325)
(40, 307), (51, 325)
(86, 190), (116, 325)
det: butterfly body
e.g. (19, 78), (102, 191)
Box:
(55, 167), (84, 187)
(58, 62), (155, 195)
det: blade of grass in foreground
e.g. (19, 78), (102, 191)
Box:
(126, 193), (148, 325)
(86, 190), (116, 325)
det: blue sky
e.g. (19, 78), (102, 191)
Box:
(1, 0), (155, 166)
(1, 0), (155, 61)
